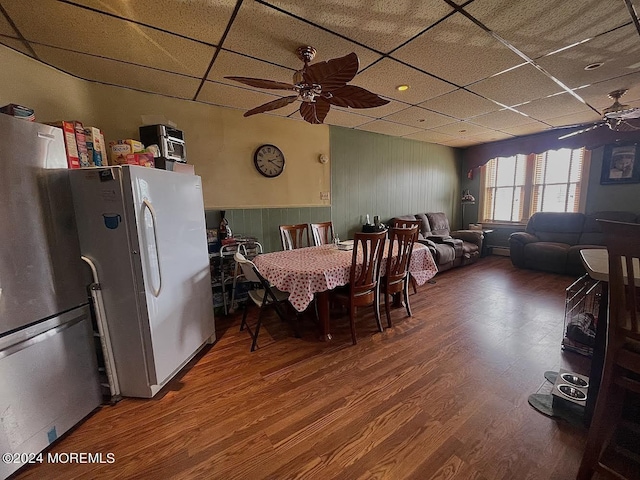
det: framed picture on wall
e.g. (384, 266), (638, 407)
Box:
(601, 143), (640, 185)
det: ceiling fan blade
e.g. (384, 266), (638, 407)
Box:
(327, 85), (390, 109)
(300, 99), (331, 124)
(225, 76), (296, 91)
(557, 123), (603, 140)
(303, 52), (359, 91)
(615, 118), (640, 131)
(244, 95), (298, 117)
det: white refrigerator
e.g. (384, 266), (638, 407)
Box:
(69, 165), (215, 398)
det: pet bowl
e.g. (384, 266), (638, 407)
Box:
(560, 372), (589, 388)
(557, 384), (587, 401)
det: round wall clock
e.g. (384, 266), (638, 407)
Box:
(253, 144), (285, 178)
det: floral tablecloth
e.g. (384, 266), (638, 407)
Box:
(254, 243), (437, 312)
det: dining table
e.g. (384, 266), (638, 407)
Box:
(253, 242), (438, 341)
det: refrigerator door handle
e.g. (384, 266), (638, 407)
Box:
(142, 199), (162, 297)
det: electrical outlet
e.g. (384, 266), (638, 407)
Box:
(320, 191), (330, 200)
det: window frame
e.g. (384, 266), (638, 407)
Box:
(478, 148), (591, 226)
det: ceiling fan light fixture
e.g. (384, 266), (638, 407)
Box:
(396, 84), (410, 91)
(584, 62), (604, 71)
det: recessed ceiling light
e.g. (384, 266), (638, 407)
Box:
(396, 85), (410, 91)
(584, 62), (604, 71)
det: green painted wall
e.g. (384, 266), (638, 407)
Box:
(585, 145), (640, 214)
(205, 206), (331, 253)
(330, 127), (461, 239)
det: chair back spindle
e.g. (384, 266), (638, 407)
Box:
(311, 221), (334, 246)
(279, 224), (310, 250)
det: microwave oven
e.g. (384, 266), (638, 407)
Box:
(139, 124), (186, 165)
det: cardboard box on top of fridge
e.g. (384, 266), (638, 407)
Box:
(109, 139), (144, 165)
(73, 121), (91, 167)
(46, 121), (80, 168)
(84, 127), (107, 166)
(125, 152), (154, 168)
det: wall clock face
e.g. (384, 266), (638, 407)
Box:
(254, 144), (285, 178)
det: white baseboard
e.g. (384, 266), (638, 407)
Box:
(491, 247), (510, 257)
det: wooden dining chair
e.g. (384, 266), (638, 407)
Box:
(310, 221), (334, 246)
(234, 252), (296, 351)
(279, 223), (310, 250)
(381, 225), (419, 328)
(577, 220), (640, 480)
(332, 231), (386, 345)
(391, 218), (422, 294)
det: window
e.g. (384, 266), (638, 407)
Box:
(481, 148), (588, 223)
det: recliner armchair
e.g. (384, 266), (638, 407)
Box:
(393, 212), (483, 271)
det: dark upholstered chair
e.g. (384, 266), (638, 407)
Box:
(394, 212), (483, 272)
(509, 211), (639, 275)
(577, 220), (640, 479)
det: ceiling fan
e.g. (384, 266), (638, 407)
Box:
(559, 89), (640, 139)
(225, 46), (390, 124)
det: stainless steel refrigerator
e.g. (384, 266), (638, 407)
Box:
(0, 115), (101, 479)
(69, 165), (215, 398)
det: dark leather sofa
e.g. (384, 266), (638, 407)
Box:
(509, 211), (639, 275)
(394, 212), (484, 271)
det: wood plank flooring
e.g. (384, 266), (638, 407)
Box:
(13, 256), (595, 479)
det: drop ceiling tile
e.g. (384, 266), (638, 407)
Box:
(347, 99), (408, 119)
(70, 0), (236, 45)
(2, 0), (214, 77)
(353, 58), (456, 104)
(266, 0), (454, 53)
(467, 64), (562, 107)
(462, 131), (515, 143)
(381, 106), (453, 129)
(208, 50), (296, 86)
(402, 129), (457, 145)
(33, 45), (201, 100)
(440, 137), (483, 147)
(0, 12), (16, 36)
(465, 0), (631, 58)
(430, 121), (493, 137)
(469, 109), (534, 130)
(419, 89), (500, 119)
(224, 0), (381, 71)
(356, 120), (422, 137)
(499, 121), (552, 136)
(544, 110), (602, 128)
(323, 108), (372, 128)
(392, 12), (524, 86)
(537, 25), (640, 89)
(198, 82), (286, 112)
(0, 38), (34, 57)
(516, 93), (593, 121)
(571, 72), (640, 109)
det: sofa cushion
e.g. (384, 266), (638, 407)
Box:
(526, 212), (584, 245)
(426, 212), (451, 236)
(579, 211), (639, 245)
(415, 213), (431, 237)
(524, 242), (571, 274)
(432, 242), (456, 265)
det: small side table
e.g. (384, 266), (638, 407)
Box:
(481, 229), (494, 257)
